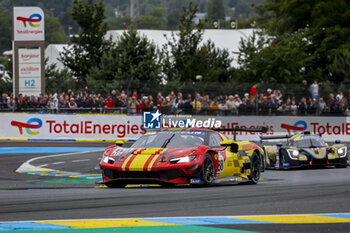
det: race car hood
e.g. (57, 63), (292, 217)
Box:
(300, 147), (327, 159)
(106, 147), (200, 171)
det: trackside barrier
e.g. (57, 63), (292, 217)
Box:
(1, 113), (350, 142)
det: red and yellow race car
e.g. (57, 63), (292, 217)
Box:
(99, 127), (266, 188)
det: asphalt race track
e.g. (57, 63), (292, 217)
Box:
(0, 141), (350, 233)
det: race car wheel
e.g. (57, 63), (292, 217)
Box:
(248, 152), (261, 184)
(201, 154), (215, 186)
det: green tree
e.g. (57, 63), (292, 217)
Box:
(248, 0), (350, 83)
(45, 17), (66, 45)
(207, 0), (225, 22)
(134, 7), (166, 30)
(87, 29), (162, 95)
(0, 7), (11, 53)
(163, 1), (234, 83)
(59, 0), (111, 83)
(237, 31), (317, 83)
(134, 15), (166, 30)
(58, 8), (80, 37)
(167, 10), (181, 30)
(45, 62), (77, 94)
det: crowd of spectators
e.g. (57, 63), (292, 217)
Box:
(0, 80), (349, 116)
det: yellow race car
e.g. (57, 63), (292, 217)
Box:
(261, 132), (349, 169)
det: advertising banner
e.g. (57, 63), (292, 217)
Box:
(1, 113), (350, 142)
(17, 48), (41, 96)
(13, 7), (45, 41)
(18, 48), (41, 63)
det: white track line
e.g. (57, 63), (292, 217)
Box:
(16, 150), (103, 173)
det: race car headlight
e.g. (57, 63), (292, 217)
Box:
(102, 155), (115, 164)
(287, 149), (299, 160)
(170, 155), (196, 164)
(337, 147), (347, 158)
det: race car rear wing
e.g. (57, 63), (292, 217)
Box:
(213, 126), (268, 141)
(260, 135), (291, 140)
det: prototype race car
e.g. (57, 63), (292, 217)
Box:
(261, 132), (349, 169)
(99, 127), (266, 188)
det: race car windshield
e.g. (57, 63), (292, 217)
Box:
(131, 132), (206, 148)
(291, 138), (326, 148)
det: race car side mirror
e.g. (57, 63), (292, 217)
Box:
(115, 140), (124, 146)
(230, 143), (239, 153)
(220, 141), (239, 153)
(335, 140), (341, 144)
(276, 142), (283, 147)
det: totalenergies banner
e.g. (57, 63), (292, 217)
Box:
(13, 7), (45, 41)
(1, 113), (350, 141)
(2, 113), (145, 141)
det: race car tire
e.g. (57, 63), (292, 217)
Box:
(248, 152), (261, 184)
(105, 181), (126, 188)
(201, 154), (215, 186)
(279, 150), (289, 169)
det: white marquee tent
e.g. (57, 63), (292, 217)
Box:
(45, 29), (255, 70)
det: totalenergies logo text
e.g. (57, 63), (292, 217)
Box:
(11, 118), (43, 135)
(17, 13), (42, 27)
(281, 120), (307, 135)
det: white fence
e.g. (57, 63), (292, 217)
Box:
(1, 113), (349, 142)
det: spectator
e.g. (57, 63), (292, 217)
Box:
(246, 99), (256, 115)
(226, 95), (236, 115)
(250, 83), (257, 100)
(192, 97), (201, 114)
(310, 80), (319, 99)
(260, 96), (270, 115)
(243, 93), (250, 102)
(48, 96), (58, 112)
(298, 97), (308, 115)
(201, 95), (210, 115)
(327, 93), (336, 113)
(290, 99), (298, 116)
(238, 100), (247, 115)
(132, 90), (139, 99)
(210, 99), (219, 115)
(271, 98), (280, 116)
(128, 96), (139, 114)
(7, 96), (15, 111)
(336, 91), (344, 102)
(265, 88), (272, 98)
(156, 92), (164, 108)
(111, 90), (119, 108)
(30, 95), (40, 108)
(22, 96), (31, 108)
(283, 98), (292, 115)
(89, 94), (100, 113)
(308, 98), (317, 115)
(0, 96), (8, 109)
(218, 100), (228, 115)
(60, 99), (69, 109)
(160, 96), (172, 114)
(104, 94), (114, 112)
(144, 98), (154, 112)
(182, 96), (192, 115)
(68, 98), (77, 109)
(233, 95), (241, 109)
(301, 80), (308, 98)
(318, 97), (327, 114)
